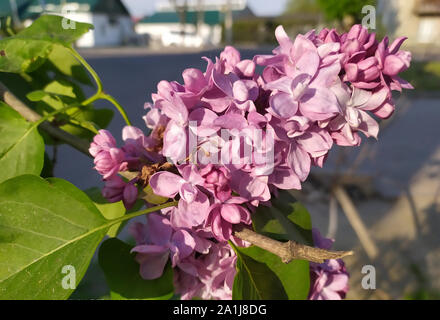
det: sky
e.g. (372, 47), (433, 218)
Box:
(121, 0), (289, 18)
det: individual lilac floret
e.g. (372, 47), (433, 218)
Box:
(89, 130), (127, 179)
(174, 242), (237, 300)
(131, 213), (195, 280)
(102, 176), (138, 210)
(206, 197), (251, 242)
(149, 165), (210, 228)
(308, 229), (349, 300)
(200, 164), (232, 202)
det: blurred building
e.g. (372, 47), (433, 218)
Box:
(379, 0), (440, 46)
(135, 0), (254, 48)
(0, 0), (30, 22)
(1, 0), (136, 47)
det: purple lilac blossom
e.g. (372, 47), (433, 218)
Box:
(90, 24), (413, 300)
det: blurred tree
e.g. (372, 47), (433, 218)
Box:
(285, 0), (377, 28)
(317, 0), (377, 25)
(285, 0), (321, 15)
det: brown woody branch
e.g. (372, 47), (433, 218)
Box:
(233, 225), (353, 264)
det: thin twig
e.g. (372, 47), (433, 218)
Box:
(233, 225), (353, 264)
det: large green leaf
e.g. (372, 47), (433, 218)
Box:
(0, 38), (52, 73)
(235, 246), (310, 300)
(0, 103), (44, 184)
(85, 188), (126, 238)
(45, 44), (93, 86)
(0, 175), (110, 299)
(253, 190), (314, 245)
(98, 238), (174, 300)
(232, 191), (314, 300)
(232, 243), (288, 300)
(0, 15), (93, 73)
(85, 187), (143, 238)
(17, 15), (93, 45)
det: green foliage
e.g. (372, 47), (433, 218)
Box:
(0, 103), (44, 184)
(234, 246), (310, 300)
(405, 289), (440, 300)
(45, 44), (93, 86)
(0, 15), (113, 147)
(0, 175), (109, 299)
(0, 15), (93, 73)
(98, 238), (174, 300)
(316, 0), (377, 23)
(17, 15), (93, 46)
(85, 187), (143, 238)
(285, 0), (321, 15)
(285, 0), (376, 23)
(232, 243), (288, 300)
(231, 190), (313, 300)
(401, 61), (440, 92)
(227, 17), (319, 45)
(29, 79), (113, 139)
(252, 190), (313, 245)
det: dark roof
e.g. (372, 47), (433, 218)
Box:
(140, 10), (224, 26)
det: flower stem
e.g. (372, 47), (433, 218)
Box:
(68, 47), (103, 94)
(68, 47), (132, 126)
(101, 93), (132, 126)
(109, 201), (179, 226)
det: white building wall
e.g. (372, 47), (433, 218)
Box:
(135, 23), (222, 47)
(378, 0), (440, 46)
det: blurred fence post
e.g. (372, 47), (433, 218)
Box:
(333, 186), (379, 260)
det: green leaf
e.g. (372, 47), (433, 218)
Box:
(60, 108), (113, 140)
(0, 38), (52, 73)
(253, 190), (314, 245)
(232, 243), (288, 300)
(232, 190), (314, 300)
(0, 15), (93, 73)
(0, 175), (111, 299)
(44, 78), (83, 99)
(45, 44), (92, 86)
(26, 90), (47, 102)
(235, 246), (310, 300)
(99, 238), (174, 300)
(110, 291), (174, 300)
(85, 187), (142, 238)
(0, 103), (44, 184)
(85, 188), (125, 237)
(35, 80), (113, 139)
(17, 15), (94, 46)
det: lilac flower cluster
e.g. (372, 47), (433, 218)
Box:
(90, 25), (412, 300)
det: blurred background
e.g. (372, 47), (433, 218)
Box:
(1, 0), (440, 300)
